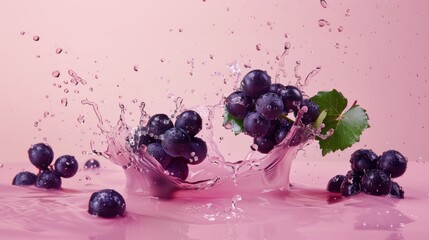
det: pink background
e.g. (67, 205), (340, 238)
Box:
(0, 1), (428, 166)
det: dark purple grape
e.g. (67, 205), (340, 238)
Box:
(274, 119), (293, 144)
(255, 92), (284, 120)
(240, 70), (271, 98)
(28, 143), (54, 170)
(165, 158), (189, 180)
(88, 189), (126, 218)
(147, 143), (173, 168)
(340, 170), (362, 197)
(127, 126), (156, 152)
(161, 127), (191, 157)
(253, 135), (276, 154)
(378, 150), (407, 178)
(225, 91), (253, 119)
(186, 137), (208, 165)
(269, 83), (284, 94)
(54, 155), (79, 178)
(12, 171), (37, 186)
(278, 85), (302, 112)
(350, 149), (379, 175)
(327, 175), (346, 193)
(390, 182), (404, 199)
(297, 99), (320, 125)
(36, 171), (62, 189)
(361, 169), (392, 196)
(147, 114), (174, 138)
(84, 159), (100, 170)
(243, 112), (271, 138)
(175, 110), (202, 137)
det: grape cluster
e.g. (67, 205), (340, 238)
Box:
(225, 69), (320, 154)
(12, 143), (79, 189)
(327, 149), (407, 198)
(128, 110), (207, 181)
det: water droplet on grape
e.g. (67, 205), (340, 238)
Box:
(52, 71), (60, 78)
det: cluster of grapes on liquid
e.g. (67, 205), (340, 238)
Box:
(127, 110), (208, 181)
(225, 69), (320, 153)
(12, 143), (101, 189)
(327, 149), (408, 198)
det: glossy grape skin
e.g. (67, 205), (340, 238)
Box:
(269, 83), (284, 94)
(350, 149), (379, 175)
(253, 135), (276, 154)
(28, 143), (54, 170)
(88, 189), (126, 218)
(54, 155), (79, 178)
(12, 171), (37, 186)
(378, 150), (407, 178)
(274, 119), (293, 144)
(161, 127), (191, 157)
(165, 158), (189, 180)
(327, 175), (346, 193)
(175, 110), (203, 137)
(186, 137), (208, 165)
(298, 99), (320, 125)
(84, 159), (100, 170)
(147, 143), (173, 169)
(243, 112), (271, 138)
(255, 93), (284, 120)
(390, 182), (404, 199)
(35, 171), (62, 189)
(340, 170), (362, 197)
(225, 91), (253, 119)
(147, 114), (174, 138)
(278, 85), (303, 112)
(361, 169), (392, 196)
(240, 70), (271, 98)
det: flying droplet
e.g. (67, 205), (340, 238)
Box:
(320, 0), (328, 8)
(52, 71), (60, 78)
(318, 19), (329, 27)
(33, 36), (40, 41)
(338, 26), (344, 32)
(256, 43), (262, 51)
(56, 48), (63, 54)
(133, 65), (139, 72)
(20, 31), (25, 36)
(77, 115), (85, 124)
(61, 98), (68, 107)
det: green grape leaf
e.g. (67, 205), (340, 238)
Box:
(223, 110), (244, 135)
(311, 89), (370, 156)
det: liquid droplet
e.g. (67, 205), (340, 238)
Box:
(318, 19), (330, 27)
(256, 43), (262, 51)
(56, 48), (63, 54)
(133, 65), (139, 72)
(33, 36), (40, 41)
(52, 71), (60, 78)
(61, 98), (68, 107)
(320, 0), (328, 8)
(338, 26), (344, 32)
(20, 31), (25, 36)
(345, 9), (351, 17)
(77, 115), (85, 124)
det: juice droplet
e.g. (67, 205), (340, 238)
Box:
(20, 31), (25, 36)
(77, 115), (85, 124)
(318, 19), (330, 27)
(345, 9), (351, 17)
(61, 98), (68, 107)
(133, 65), (139, 72)
(338, 26), (344, 32)
(56, 48), (63, 54)
(256, 43), (262, 51)
(64, 88), (69, 93)
(320, 0), (328, 8)
(52, 71), (60, 78)
(33, 36), (40, 41)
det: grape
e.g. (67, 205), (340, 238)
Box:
(378, 150), (407, 178)
(278, 85), (303, 112)
(35, 171), (62, 189)
(126, 126), (156, 152)
(349, 149), (379, 175)
(84, 159), (100, 170)
(161, 127), (191, 157)
(390, 182), (404, 199)
(12, 171), (37, 186)
(186, 137), (208, 165)
(327, 175), (346, 193)
(175, 110), (202, 137)
(274, 119), (293, 144)
(253, 135), (276, 154)
(225, 91), (253, 119)
(88, 189), (126, 218)
(269, 83), (284, 94)
(240, 69), (271, 98)
(361, 169), (392, 196)
(54, 155), (79, 178)
(243, 112), (271, 138)
(296, 99), (320, 125)
(147, 114), (174, 138)
(28, 143), (54, 170)
(340, 170), (362, 197)
(147, 143), (173, 168)
(165, 158), (189, 180)
(255, 93), (284, 120)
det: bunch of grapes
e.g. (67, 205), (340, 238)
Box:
(327, 149), (408, 198)
(127, 110), (207, 181)
(225, 69), (320, 154)
(12, 143), (79, 189)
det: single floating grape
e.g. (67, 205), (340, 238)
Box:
(28, 143), (54, 170)
(12, 171), (37, 186)
(378, 150), (407, 178)
(54, 155), (79, 178)
(88, 189), (126, 218)
(84, 159), (100, 170)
